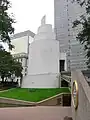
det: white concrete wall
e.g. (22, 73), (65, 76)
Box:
(10, 35), (34, 78)
(11, 36), (28, 54)
(72, 71), (90, 120)
(35, 24), (55, 41)
(28, 39), (59, 74)
(22, 73), (59, 88)
(29, 36), (34, 44)
(22, 38), (59, 88)
(22, 22), (59, 88)
(27, 23), (59, 75)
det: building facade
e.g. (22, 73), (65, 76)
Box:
(54, 0), (70, 71)
(12, 53), (28, 77)
(54, 0), (87, 71)
(11, 30), (35, 78)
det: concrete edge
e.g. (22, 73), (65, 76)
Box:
(0, 97), (36, 104)
(0, 92), (71, 105)
(0, 88), (71, 105)
(77, 70), (90, 103)
(36, 92), (71, 104)
(0, 88), (16, 93)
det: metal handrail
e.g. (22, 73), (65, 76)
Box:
(61, 75), (71, 86)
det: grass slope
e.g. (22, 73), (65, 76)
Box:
(0, 88), (70, 102)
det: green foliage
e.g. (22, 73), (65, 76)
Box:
(72, 0), (90, 68)
(0, 49), (23, 81)
(0, 0), (15, 50)
(0, 1), (22, 84)
(72, 0), (90, 14)
(0, 88), (70, 102)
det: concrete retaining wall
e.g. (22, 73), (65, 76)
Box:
(37, 93), (71, 106)
(0, 93), (71, 107)
(0, 97), (35, 106)
(71, 70), (90, 120)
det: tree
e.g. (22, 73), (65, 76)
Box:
(72, 0), (90, 68)
(0, 0), (15, 50)
(0, 49), (23, 83)
(12, 61), (23, 87)
(11, 60), (23, 84)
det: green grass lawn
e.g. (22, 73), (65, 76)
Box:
(0, 88), (70, 102)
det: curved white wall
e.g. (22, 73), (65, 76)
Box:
(35, 24), (55, 41)
(22, 73), (59, 88)
(22, 23), (59, 88)
(38, 24), (52, 33)
(34, 33), (55, 41)
(28, 39), (59, 74)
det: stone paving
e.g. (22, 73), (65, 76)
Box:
(0, 106), (72, 120)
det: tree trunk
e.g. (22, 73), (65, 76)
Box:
(1, 76), (4, 82)
(12, 78), (13, 83)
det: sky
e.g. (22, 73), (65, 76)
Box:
(9, 0), (54, 34)
(0, 0), (54, 50)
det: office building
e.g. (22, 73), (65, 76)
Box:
(54, 0), (87, 70)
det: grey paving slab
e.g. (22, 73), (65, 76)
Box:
(0, 106), (72, 120)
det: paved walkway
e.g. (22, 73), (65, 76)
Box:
(0, 106), (72, 120)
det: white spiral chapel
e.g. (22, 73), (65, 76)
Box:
(22, 16), (59, 88)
